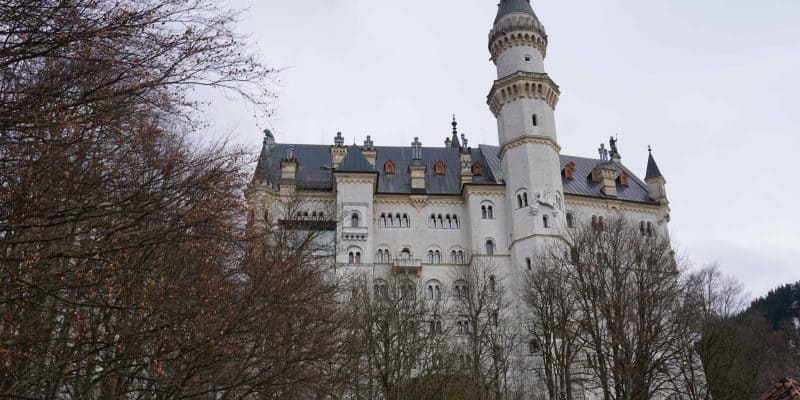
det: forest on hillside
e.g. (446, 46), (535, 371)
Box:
(699, 281), (800, 400)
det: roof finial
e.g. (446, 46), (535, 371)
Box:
(450, 115), (461, 148)
(648, 145), (652, 153)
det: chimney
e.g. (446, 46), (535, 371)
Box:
(362, 135), (377, 166)
(331, 131), (347, 168)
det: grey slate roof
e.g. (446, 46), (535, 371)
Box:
(337, 146), (374, 173)
(254, 142), (655, 204)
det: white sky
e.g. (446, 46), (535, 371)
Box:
(207, 0), (800, 300)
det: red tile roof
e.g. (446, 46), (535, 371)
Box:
(760, 379), (800, 400)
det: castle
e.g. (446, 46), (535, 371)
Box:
(247, 0), (670, 279)
(246, 0), (674, 395)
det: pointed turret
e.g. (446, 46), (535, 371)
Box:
(645, 147), (663, 180)
(450, 115), (461, 149)
(253, 128), (275, 184)
(645, 147), (668, 204)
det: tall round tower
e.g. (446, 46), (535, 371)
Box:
(487, 0), (566, 265)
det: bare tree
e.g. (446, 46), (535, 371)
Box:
(0, 0), (361, 398)
(340, 274), (454, 400)
(522, 253), (586, 400)
(450, 259), (517, 400)
(526, 217), (704, 400)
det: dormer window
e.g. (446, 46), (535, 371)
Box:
(563, 162), (577, 180)
(472, 162), (483, 176)
(617, 171), (630, 186)
(434, 160), (445, 175)
(384, 160), (395, 175)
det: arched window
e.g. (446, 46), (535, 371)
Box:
(435, 250), (441, 263)
(598, 216), (605, 231)
(458, 250), (465, 264)
(492, 310), (499, 327)
(489, 275), (497, 292)
(434, 160), (445, 175)
(523, 193), (529, 207)
(400, 248), (411, 260)
(437, 214), (443, 228)
(348, 252), (355, 264)
(529, 339), (539, 355)
(481, 205), (488, 219)
(485, 239), (495, 256)
(517, 195), (523, 208)
(348, 247), (362, 264)
(351, 212), (360, 228)
(403, 213), (410, 227)
(427, 280), (442, 300)
(428, 250), (435, 263)
(395, 213), (401, 227)
(525, 257), (532, 271)
(542, 215), (549, 229)
(640, 221), (647, 236)
(566, 212), (575, 228)
(488, 206), (494, 219)
(384, 160), (395, 174)
(429, 213), (436, 228)
(532, 114), (538, 127)
(377, 249), (384, 262)
(472, 162), (483, 176)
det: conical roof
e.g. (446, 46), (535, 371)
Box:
(337, 146), (374, 173)
(645, 150), (663, 180)
(495, 0), (538, 23)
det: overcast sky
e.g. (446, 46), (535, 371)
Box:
(207, 0), (800, 300)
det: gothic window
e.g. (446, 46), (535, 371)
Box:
(472, 161), (483, 176)
(543, 215), (549, 228)
(566, 212), (575, 228)
(384, 160), (395, 174)
(485, 239), (496, 256)
(532, 113), (538, 126)
(351, 212), (360, 228)
(434, 160), (445, 175)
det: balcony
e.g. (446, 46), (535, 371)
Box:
(392, 258), (422, 276)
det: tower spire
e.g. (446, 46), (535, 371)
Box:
(450, 115), (461, 148)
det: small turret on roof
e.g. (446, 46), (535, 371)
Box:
(645, 146), (663, 180)
(252, 128), (275, 184)
(450, 115), (461, 149)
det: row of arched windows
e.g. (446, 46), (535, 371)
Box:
(295, 210), (325, 219)
(379, 212), (410, 228)
(429, 213), (460, 229)
(374, 247), (466, 264)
